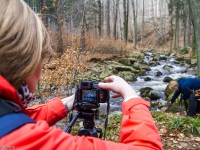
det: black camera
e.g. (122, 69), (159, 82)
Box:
(75, 80), (109, 104)
(65, 80), (110, 138)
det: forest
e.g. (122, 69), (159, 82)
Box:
(24, 0), (200, 149)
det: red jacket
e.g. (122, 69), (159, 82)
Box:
(0, 76), (163, 150)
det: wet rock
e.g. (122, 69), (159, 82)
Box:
(149, 90), (161, 100)
(163, 76), (173, 82)
(191, 59), (197, 65)
(163, 65), (173, 70)
(155, 71), (162, 76)
(164, 83), (173, 98)
(118, 58), (136, 66)
(176, 57), (185, 62)
(88, 57), (103, 63)
(159, 56), (168, 61)
(118, 58), (132, 66)
(140, 87), (153, 98)
(144, 77), (152, 81)
(118, 71), (137, 81)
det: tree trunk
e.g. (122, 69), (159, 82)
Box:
(140, 0), (144, 48)
(123, 0), (126, 42)
(119, 6), (123, 41)
(182, 0), (188, 47)
(159, 0), (165, 49)
(123, 0), (128, 44)
(187, 13), (192, 47)
(56, 0), (63, 55)
(170, 13), (173, 53)
(188, 0), (200, 77)
(151, 0), (157, 48)
(113, 0), (119, 40)
(132, 0), (138, 49)
(80, 1), (86, 52)
(94, 14), (98, 38)
(106, 0), (110, 37)
(97, 0), (102, 37)
(174, 4), (180, 51)
(42, 0), (48, 28)
(126, 0), (129, 44)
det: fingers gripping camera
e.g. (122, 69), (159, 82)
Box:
(74, 80), (109, 109)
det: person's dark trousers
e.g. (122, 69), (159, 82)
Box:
(187, 93), (198, 117)
(196, 101), (200, 114)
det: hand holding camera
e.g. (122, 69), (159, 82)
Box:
(65, 79), (110, 137)
(65, 75), (138, 138)
(98, 75), (138, 101)
(73, 80), (109, 110)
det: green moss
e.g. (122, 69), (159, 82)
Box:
(180, 47), (189, 54)
(151, 111), (200, 136)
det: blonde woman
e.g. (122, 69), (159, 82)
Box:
(0, 0), (162, 149)
(169, 78), (200, 117)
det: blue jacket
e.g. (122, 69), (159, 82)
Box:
(170, 78), (200, 103)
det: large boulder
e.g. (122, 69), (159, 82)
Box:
(118, 71), (137, 81)
(164, 83), (174, 98)
(139, 87), (153, 98)
(118, 58), (136, 66)
(163, 76), (173, 83)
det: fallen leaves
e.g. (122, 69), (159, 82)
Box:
(152, 111), (200, 149)
(156, 122), (200, 149)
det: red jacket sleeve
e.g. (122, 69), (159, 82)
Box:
(120, 97), (162, 149)
(2, 97), (163, 150)
(26, 97), (67, 126)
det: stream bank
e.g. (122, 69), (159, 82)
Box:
(82, 50), (197, 114)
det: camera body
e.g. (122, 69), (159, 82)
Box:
(75, 80), (109, 105)
(66, 80), (110, 137)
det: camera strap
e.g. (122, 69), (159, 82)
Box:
(103, 101), (110, 140)
(0, 98), (36, 137)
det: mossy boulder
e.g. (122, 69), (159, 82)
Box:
(113, 65), (134, 72)
(139, 87), (153, 98)
(164, 83), (173, 98)
(118, 71), (137, 81)
(118, 58), (132, 66)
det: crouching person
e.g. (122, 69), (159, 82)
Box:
(0, 0), (162, 149)
(169, 78), (200, 117)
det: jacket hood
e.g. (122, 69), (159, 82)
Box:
(0, 75), (29, 115)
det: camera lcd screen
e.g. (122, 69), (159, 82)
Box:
(82, 90), (97, 101)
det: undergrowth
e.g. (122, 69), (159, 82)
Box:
(66, 111), (200, 142)
(151, 111), (200, 136)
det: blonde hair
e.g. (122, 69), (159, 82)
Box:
(0, 0), (52, 89)
(168, 81), (178, 91)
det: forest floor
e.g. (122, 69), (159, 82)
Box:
(160, 129), (200, 149)
(155, 112), (200, 150)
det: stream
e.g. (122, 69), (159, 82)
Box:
(105, 52), (197, 113)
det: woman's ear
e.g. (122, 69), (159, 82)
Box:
(25, 63), (42, 93)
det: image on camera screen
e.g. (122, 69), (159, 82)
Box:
(82, 90), (97, 101)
